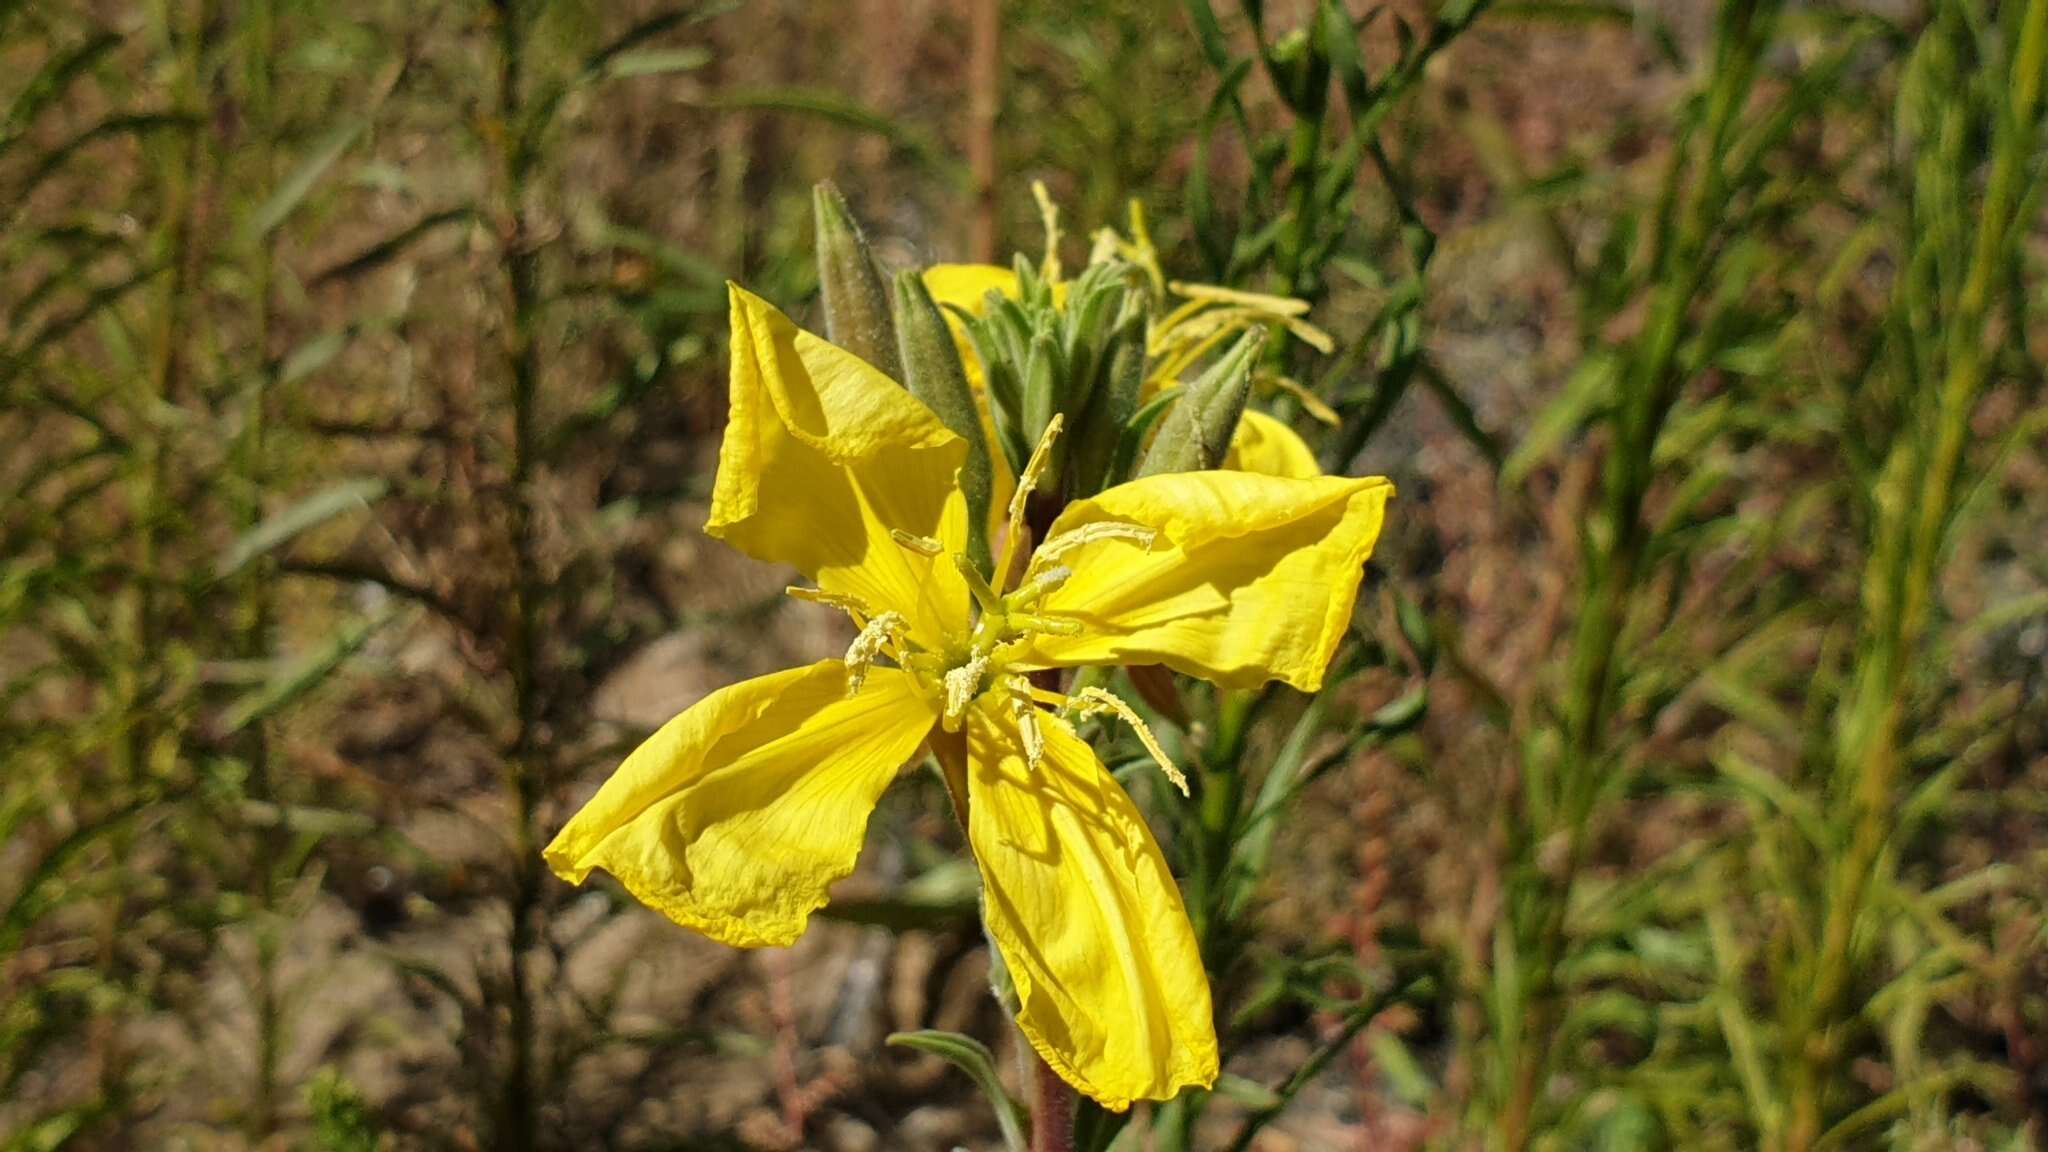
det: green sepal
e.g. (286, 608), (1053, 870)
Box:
(893, 270), (994, 572)
(955, 300), (1030, 474)
(1068, 303), (1147, 495)
(1021, 328), (1066, 485)
(1109, 387), (1181, 484)
(811, 182), (901, 380)
(1137, 328), (1265, 476)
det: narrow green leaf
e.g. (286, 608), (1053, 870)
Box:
(819, 858), (980, 932)
(219, 610), (394, 735)
(217, 477), (387, 578)
(886, 1031), (1027, 1152)
(1501, 350), (1618, 488)
(694, 88), (951, 174)
(277, 329), (350, 387)
(245, 121), (365, 242)
(1181, 0), (1233, 68)
(309, 207), (477, 286)
(1367, 683), (1427, 734)
(1, 31), (121, 150)
(603, 46), (713, 78)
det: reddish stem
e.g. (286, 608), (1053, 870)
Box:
(1031, 1055), (1077, 1152)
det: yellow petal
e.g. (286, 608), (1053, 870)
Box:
(712, 284), (971, 645)
(923, 263), (1020, 315)
(963, 699), (1216, 1109)
(1022, 472), (1392, 691)
(545, 661), (937, 948)
(1224, 409), (1321, 478)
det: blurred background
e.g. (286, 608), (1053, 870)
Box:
(4, 0), (2045, 1149)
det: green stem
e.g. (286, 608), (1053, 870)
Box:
(1782, 3), (2046, 1147)
(492, 1), (546, 1148)
(1501, 4), (1770, 1145)
(237, 0), (285, 1134)
(1223, 977), (1427, 1152)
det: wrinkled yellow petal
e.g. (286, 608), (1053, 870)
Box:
(1225, 410), (1321, 478)
(711, 284), (970, 645)
(1021, 472), (1392, 691)
(963, 698), (1216, 1109)
(545, 661), (937, 948)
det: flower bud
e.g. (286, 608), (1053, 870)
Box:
(812, 182), (901, 380)
(1067, 304), (1146, 495)
(893, 271), (994, 571)
(1021, 329), (1065, 485)
(1137, 328), (1265, 477)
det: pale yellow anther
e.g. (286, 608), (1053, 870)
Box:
(1033, 521), (1158, 567)
(1068, 686), (1189, 797)
(1032, 180), (1063, 284)
(788, 585), (875, 626)
(1088, 227), (1121, 267)
(942, 653), (992, 729)
(1273, 314), (1334, 355)
(994, 413), (1064, 591)
(1011, 414), (1064, 523)
(843, 611), (907, 697)
(1009, 564), (1072, 607)
(1124, 200), (1165, 297)
(1168, 280), (1313, 317)
(1008, 612), (1083, 637)
(889, 528), (944, 557)
(1148, 284), (1334, 379)
(1006, 676), (1046, 770)
(1263, 373), (1342, 426)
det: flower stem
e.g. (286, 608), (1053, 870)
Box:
(1031, 1056), (1077, 1152)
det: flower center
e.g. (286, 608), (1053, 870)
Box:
(784, 413), (1185, 795)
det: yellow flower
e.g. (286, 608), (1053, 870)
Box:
(923, 263), (1327, 480)
(545, 284), (1392, 1110)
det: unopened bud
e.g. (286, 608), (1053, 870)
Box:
(1021, 330), (1063, 481)
(1068, 311), (1145, 495)
(1137, 328), (1265, 476)
(894, 271), (994, 571)
(813, 182), (901, 379)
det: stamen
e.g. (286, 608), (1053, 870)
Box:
(1275, 314), (1335, 355)
(1150, 297), (1334, 377)
(1004, 676), (1045, 770)
(788, 585), (874, 626)
(994, 413), (1064, 591)
(1263, 373), (1342, 426)
(843, 611), (907, 697)
(1007, 565), (1071, 608)
(890, 529), (944, 557)
(1151, 295), (1213, 351)
(1123, 199), (1166, 297)
(1007, 612), (1082, 636)
(1087, 226), (1120, 267)
(953, 553), (1006, 616)
(1168, 280), (1313, 317)
(942, 653), (991, 730)
(1034, 521), (1157, 566)
(1153, 304), (1269, 355)
(1032, 180), (1063, 284)
(1067, 686), (1189, 796)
